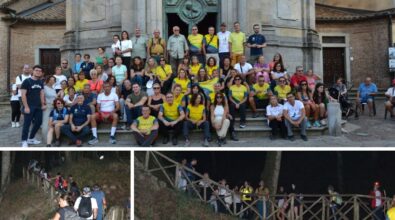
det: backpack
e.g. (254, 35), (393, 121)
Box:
(62, 207), (82, 220)
(78, 196), (92, 218)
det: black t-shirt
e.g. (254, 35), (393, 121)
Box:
(121, 87), (133, 99)
(21, 78), (43, 108)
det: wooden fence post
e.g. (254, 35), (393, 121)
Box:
(144, 152), (150, 171)
(353, 196), (359, 220)
(174, 164), (179, 189)
(322, 196), (326, 220)
(290, 195), (295, 220)
(300, 201), (303, 220)
(262, 198), (266, 220)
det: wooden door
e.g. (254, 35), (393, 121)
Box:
(40, 49), (60, 76)
(323, 47), (345, 87)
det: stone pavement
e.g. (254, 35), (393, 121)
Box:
(0, 103), (394, 147)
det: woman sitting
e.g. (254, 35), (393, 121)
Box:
(210, 92), (230, 146)
(172, 68), (191, 95)
(63, 86), (77, 108)
(296, 80), (316, 128)
(147, 83), (165, 117)
(206, 57), (218, 77)
(313, 83), (333, 126)
(47, 98), (69, 147)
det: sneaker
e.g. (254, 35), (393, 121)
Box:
(203, 138), (209, 147)
(88, 137), (99, 145)
(320, 119), (327, 126)
(306, 121), (312, 128)
(185, 139), (191, 147)
(15, 122), (20, 128)
(239, 123), (246, 128)
(11, 122), (16, 128)
(230, 132), (239, 141)
(27, 138), (41, 145)
(288, 136), (295, 142)
(313, 121), (321, 127)
(76, 139), (82, 147)
(301, 135), (308, 141)
(109, 136), (116, 144)
(172, 137), (178, 146)
(21, 141), (28, 148)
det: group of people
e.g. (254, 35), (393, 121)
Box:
(175, 158), (393, 220)
(12, 21), (392, 147)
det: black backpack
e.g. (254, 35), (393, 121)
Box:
(78, 196), (92, 218)
(62, 207), (82, 220)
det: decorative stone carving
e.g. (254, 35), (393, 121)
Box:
(166, 0), (179, 6)
(81, 0), (106, 22)
(205, 0), (217, 6)
(277, 0), (301, 21)
(179, 0), (206, 24)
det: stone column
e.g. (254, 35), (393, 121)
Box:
(146, 0), (163, 34)
(0, 12), (10, 93)
(121, 0), (135, 33)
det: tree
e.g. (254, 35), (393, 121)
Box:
(1, 152), (12, 196)
(261, 152), (282, 194)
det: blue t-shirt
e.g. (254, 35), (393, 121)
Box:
(49, 107), (69, 121)
(83, 93), (97, 106)
(21, 78), (44, 108)
(70, 104), (91, 126)
(358, 83), (377, 100)
(247, 34), (266, 56)
(91, 190), (105, 220)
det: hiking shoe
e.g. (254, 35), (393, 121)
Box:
(162, 136), (169, 144)
(203, 138), (209, 147)
(172, 137), (178, 146)
(55, 139), (61, 147)
(313, 121), (321, 127)
(306, 121), (312, 128)
(27, 138), (41, 145)
(230, 132), (239, 141)
(185, 139), (191, 147)
(15, 122), (20, 128)
(88, 137), (99, 145)
(76, 139), (82, 147)
(288, 136), (295, 142)
(320, 119), (327, 126)
(239, 123), (246, 128)
(301, 135), (308, 141)
(109, 136), (116, 144)
(21, 141), (28, 148)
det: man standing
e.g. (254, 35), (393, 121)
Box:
(131, 105), (159, 146)
(229, 21), (246, 66)
(73, 53), (83, 76)
(91, 184), (107, 220)
(246, 24), (267, 64)
(371, 182), (385, 220)
(20, 65), (46, 147)
(16, 64), (31, 98)
(188, 25), (205, 65)
(204, 26), (219, 66)
(74, 186), (98, 220)
(283, 93), (308, 141)
(131, 28), (148, 63)
(80, 54), (95, 80)
(148, 29), (167, 64)
(217, 23), (231, 68)
(61, 59), (73, 78)
(167, 26), (189, 73)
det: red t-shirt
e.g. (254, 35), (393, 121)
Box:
(290, 74), (307, 88)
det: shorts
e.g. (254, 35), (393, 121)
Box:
(359, 97), (373, 104)
(95, 112), (114, 122)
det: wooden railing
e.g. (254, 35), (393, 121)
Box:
(141, 151), (393, 220)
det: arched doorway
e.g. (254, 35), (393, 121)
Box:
(163, 0), (221, 38)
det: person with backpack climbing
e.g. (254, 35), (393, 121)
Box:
(91, 184), (107, 220)
(328, 185), (342, 220)
(52, 193), (81, 220)
(74, 186), (98, 220)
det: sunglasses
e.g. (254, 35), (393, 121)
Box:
(153, 87), (160, 89)
(56, 102), (63, 105)
(62, 63), (68, 64)
(216, 96), (223, 99)
(279, 80), (285, 83)
(166, 96), (173, 98)
(235, 78), (241, 81)
(301, 84), (307, 86)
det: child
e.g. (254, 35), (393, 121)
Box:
(10, 81), (21, 128)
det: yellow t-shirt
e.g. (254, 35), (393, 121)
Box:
(252, 83), (270, 100)
(75, 79), (89, 92)
(189, 63), (202, 76)
(206, 65), (218, 77)
(174, 94), (183, 106)
(173, 78), (190, 94)
(229, 85), (248, 102)
(187, 104), (205, 121)
(148, 37), (165, 55)
(274, 85), (291, 99)
(229, 32), (246, 54)
(136, 116), (157, 133)
(161, 102), (182, 121)
(387, 207), (395, 220)
(188, 34), (204, 53)
(155, 64), (172, 81)
(240, 186), (253, 201)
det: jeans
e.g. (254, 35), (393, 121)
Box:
(125, 106), (142, 126)
(169, 57), (183, 74)
(269, 119), (287, 137)
(183, 120), (211, 140)
(158, 120), (183, 138)
(21, 107), (43, 141)
(284, 117), (307, 136)
(133, 130), (158, 146)
(11, 101), (21, 122)
(60, 124), (90, 143)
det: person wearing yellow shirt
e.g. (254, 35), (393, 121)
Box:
(131, 105), (159, 146)
(188, 25), (206, 65)
(155, 57), (173, 94)
(249, 75), (270, 118)
(172, 69), (191, 95)
(229, 75), (248, 128)
(189, 55), (202, 78)
(172, 84), (184, 106)
(240, 181), (254, 219)
(183, 93), (210, 147)
(75, 72), (89, 93)
(158, 92), (185, 145)
(204, 26), (219, 66)
(205, 57), (218, 77)
(229, 22), (246, 66)
(387, 196), (395, 220)
(274, 76), (291, 104)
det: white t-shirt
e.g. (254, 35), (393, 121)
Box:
(385, 87), (395, 97)
(284, 100), (304, 121)
(63, 94), (76, 106)
(234, 62), (253, 75)
(375, 190), (382, 207)
(120, 40), (133, 57)
(74, 196), (98, 220)
(53, 74), (67, 90)
(267, 104), (284, 117)
(111, 40), (121, 53)
(11, 84), (19, 101)
(16, 74), (30, 96)
(112, 65), (127, 85)
(217, 31), (231, 53)
(97, 92), (119, 112)
(271, 71), (287, 80)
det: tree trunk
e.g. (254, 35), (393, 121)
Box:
(261, 152), (282, 194)
(1, 152), (12, 192)
(336, 152), (345, 193)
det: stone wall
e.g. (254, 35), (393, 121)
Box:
(317, 19), (391, 88)
(9, 23), (65, 81)
(316, 0), (394, 11)
(0, 11), (9, 93)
